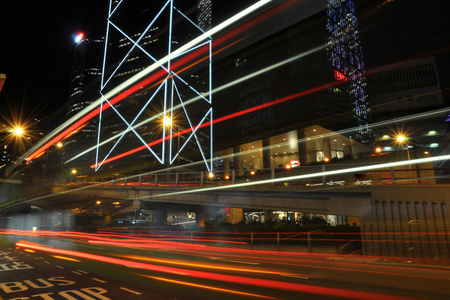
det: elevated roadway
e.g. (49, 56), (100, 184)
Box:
(2, 176), (450, 260)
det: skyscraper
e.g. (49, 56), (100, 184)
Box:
(67, 38), (104, 118)
(197, 0), (212, 31)
(65, 37), (104, 167)
(327, 0), (371, 144)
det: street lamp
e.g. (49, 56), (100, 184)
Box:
(13, 127), (23, 136)
(163, 116), (172, 127)
(162, 116), (181, 166)
(396, 135), (411, 161)
(396, 134), (413, 182)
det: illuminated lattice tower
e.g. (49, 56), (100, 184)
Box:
(96, 0), (213, 172)
(327, 0), (372, 144)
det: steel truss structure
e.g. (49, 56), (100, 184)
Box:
(96, 0), (213, 172)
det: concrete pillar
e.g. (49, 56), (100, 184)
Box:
(265, 210), (273, 222)
(233, 146), (241, 175)
(322, 138), (331, 161)
(152, 210), (168, 224)
(104, 215), (112, 225)
(345, 144), (353, 160)
(195, 206), (220, 227)
(297, 130), (308, 166)
(223, 208), (243, 224)
(262, 138), (271, 169)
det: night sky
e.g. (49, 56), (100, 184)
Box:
(1, 0), (449, 133)
(0, 1), (108, 130)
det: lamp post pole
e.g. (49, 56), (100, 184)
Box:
(397, 135), (412, 182)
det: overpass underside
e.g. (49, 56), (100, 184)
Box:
(3, 183), (450, 260)
(49, 184), (450, 260)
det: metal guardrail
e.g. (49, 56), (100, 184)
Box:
(70, 163), (441, 187)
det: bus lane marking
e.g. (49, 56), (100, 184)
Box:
(120, 287), (142, 295)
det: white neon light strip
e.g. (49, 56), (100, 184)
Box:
(97, 0), (214, 169)
(170, 81), (210, 166)
(102, 1), (171, 89)
(22, 0), (274, 162)
(109, 0), (124, 17)
(174, 6), (211, 36)
(152, 154), (450, 198)
(94, 81), (166, 170)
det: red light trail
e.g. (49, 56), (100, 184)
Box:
(15, 241), (416, 300)
(24, 1), (287, 163)
(89, 79), (342, 168)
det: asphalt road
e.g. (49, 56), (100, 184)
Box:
(1, 232), (450, 300)
(0, 247), (195, 300)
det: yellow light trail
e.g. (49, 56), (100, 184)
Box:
(138, 274), (278, 299)
(21, 0), (275, 165)
(51, 255), (82, 262)
(118, 254), (298, 276)
(64, 43), (326, 165)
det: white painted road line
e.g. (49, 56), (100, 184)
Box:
(71, 270), (83, 275)
(92, 278), (107, 283)
(280, 274), (309, 280)
(120, 287), (142, 295)
(208, 257), (260, 265)
(77, 269), (89, 274)
(55, 265), (65, 269)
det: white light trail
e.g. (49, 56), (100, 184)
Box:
(21, 0), (275, 162)
(64, 45), (324, 164)
(6, 154), (450, 209)
(149, 154), (450, 198)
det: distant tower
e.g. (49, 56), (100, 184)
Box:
(327, 0), (372, 144)
(67, 37), (104, 118)
(66, 37), (104, 157)
(197, 0), (212, 31)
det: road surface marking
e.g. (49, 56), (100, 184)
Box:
(120, 287), (142, 295)
(280, 274), (309, 280)
(92, 278), (107, 283)
(77, 270), (89, 274)
(56, 265), (64, 269)
(71, 271), (83, 275)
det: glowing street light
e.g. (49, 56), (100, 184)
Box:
(56, 142), (63, 148)
(13, 127), (23, 136)
(71, 169), (77, 175)
(163, 116), (172, 127)
(396, 134), (412, 180)
(396, 134), (410, 160)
